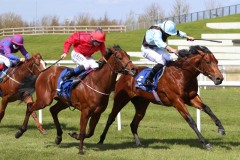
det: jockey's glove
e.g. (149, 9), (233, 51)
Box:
(96, 59), (105, 69)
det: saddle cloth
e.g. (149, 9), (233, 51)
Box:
(56, 68), (92, 99)
(135, 67), (165, 92)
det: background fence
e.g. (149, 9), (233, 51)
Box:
(127, 4), (240, 30)
(0, 25), (126, 37)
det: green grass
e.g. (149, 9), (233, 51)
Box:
(21, 14), (240, 61)
(0, 88), (240, 160)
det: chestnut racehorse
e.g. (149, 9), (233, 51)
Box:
(98, 45), (225, 149)
(0, 53), (47, 134)
(15, 45), (137, 154)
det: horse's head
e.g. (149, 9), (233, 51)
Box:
(24, 53), (46, 75)
(188, 45), (224, 85)
(104, 45), (137, 76)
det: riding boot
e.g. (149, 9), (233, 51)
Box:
(0, 66), (9, 83)
(62, 68), (75, 81)
(144, 63), (163, 87)
(72, 65), (85, 88)
(73, 65), (85, 76)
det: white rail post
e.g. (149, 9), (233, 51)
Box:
(117, 112), (121, 130)
(197, 87), (201, 132)
(39, 110), (42, 124)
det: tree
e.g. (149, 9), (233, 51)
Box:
(142, 2), (165, 24)
(204, 0), (222, 10)
(74, 13), (91, 26)
(40, 15), (60, 26)
(0, 12), (27, 29)
(170, 0), (189, 24)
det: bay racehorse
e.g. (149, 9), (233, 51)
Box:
(98, 45), (225, 149)
(0, 53), (47, 134)
(15, 45), (137, 154)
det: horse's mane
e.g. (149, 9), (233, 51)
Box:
(104, 44), (122, 60)
(177, 45), (211, 60)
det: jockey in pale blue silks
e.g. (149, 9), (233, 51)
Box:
(141, 20), (195, 87)
(0, 34), (31, 82)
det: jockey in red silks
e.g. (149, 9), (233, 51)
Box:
(0, 34), (31, 82)
(60, 28), (107, 81)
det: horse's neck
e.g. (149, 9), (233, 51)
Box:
(89, 62), (118, 91)
(11, 63), (33, 80)
(173, 55), (202, 80)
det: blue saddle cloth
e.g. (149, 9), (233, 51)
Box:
(56, 68), (91, 99)
(135, 67), (165, 92)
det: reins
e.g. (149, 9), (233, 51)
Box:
(77, 49), (132, 96)
(175, 51), (209, 76)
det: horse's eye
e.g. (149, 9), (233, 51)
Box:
(206, 60), (211, 64)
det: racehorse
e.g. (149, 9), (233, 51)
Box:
(15, 45), (137, 154)
(98, 45), (225, 149)
(0, 53), (47, 134)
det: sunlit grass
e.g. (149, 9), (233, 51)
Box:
(0, 88), (240, 159)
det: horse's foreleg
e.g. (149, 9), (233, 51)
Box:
(50, 101), (68, 145)
(175, 101), (211, 150)
(15, 102), (33, 138)
(85, 112), (102, 138)
(78, 109), (91, 154)
(24, 96), (47, 134)
(130, 98), (150, 146)
(0, 98), (8, 122)
(68, 108), (90, 154)
(31, 111), (47, 134)
(98, 93), (131, 144)
(189, 96), (225, 135)
(202, 104), (225, 135)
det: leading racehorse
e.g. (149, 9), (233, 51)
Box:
(98, 45), (225, 149)
(0, 53), (47, 134)
(15, 45), (137, 154)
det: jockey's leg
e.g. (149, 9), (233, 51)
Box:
(144, 63), (163, 87)
(62, 65), (85, 81)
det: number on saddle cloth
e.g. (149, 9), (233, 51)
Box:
(135, 67), (165, 92)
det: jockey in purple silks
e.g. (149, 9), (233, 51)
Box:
(0, 34), (31, 82)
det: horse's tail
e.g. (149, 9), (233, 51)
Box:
(18, 74), (38, 101)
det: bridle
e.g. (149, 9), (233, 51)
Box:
(178, 50), (215, 79)
(103, 49), (133, 74)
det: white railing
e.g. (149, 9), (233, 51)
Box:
(0, 25), (127, 37)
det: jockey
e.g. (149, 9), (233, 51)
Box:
(0, 34), (31, 82)
(141, 20), (195, 87)
(60, 28), (106, 81)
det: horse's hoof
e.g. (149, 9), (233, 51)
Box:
(40, 129), (48, 135)
(78, 150), (84, 155)
(68, 131), (78, 139)
(136, 142), (143, 147)
(203, 143), (212, 150)
(97, 141), (103, 144)
(15, 130), (23, 139)
(218, 128), (226, 135)
(55, 136), (62, 145)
